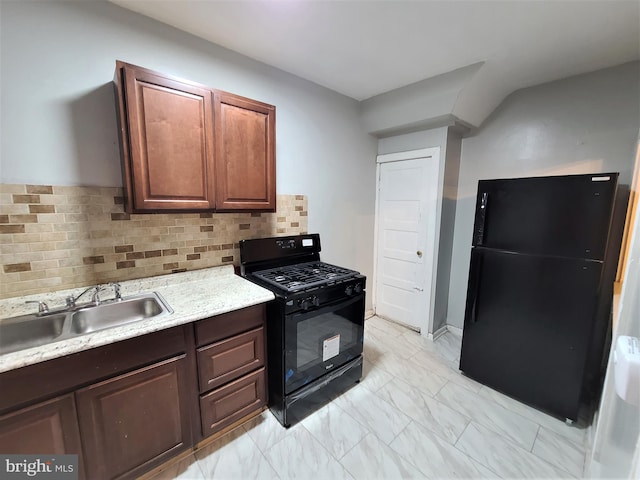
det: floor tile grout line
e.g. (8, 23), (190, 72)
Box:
(302, 400), (370, 462)
(372, 356), (450, 397)
(531, 447), (581, 479)
(193, 423), (281, 480)
(475, 387), (588, 447)
(297, 422), (358, 476)
(528, 425), (587, 478)
(193, 453), (208, 480)
(332, 386), (383, 437)
(452, 417), (473, 447)
(384, 420), (444, 479)
(437, 382), (540, 452)
(255, 428), (286, 480)
(333, 425), (368, 463)
(372, 375), (473, 448)
(459, 420), (581, 479)
(263, 423), (344, 479)
(450, 421), (501, 479)
(453, 420), (472, 449)
(530, 423), (542, 453)
(355, 385), (414, 445)
(246, 414), (294, 458)
(432, 377), (451, 398)
(452, 421), (504, 480)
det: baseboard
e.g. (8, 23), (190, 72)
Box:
(447, 325), (463, 336)
(428, 324), (449, 341)
(365, 309), (375, 320)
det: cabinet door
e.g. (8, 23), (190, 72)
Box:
(76, 355), (192, 480)
(214, 92), (276, 211)
(0, 393), (83, 459)
(118, 62), (215, 211)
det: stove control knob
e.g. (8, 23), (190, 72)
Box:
(354, 283), (363, 294)
(345, 285), (354, 296)
(298, 295), (319, 310)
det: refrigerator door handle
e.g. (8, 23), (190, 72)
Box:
(464, 251), (483, 325)
(476, 192), (489, 246)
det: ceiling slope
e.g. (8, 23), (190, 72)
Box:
(110, 0), (640, 130)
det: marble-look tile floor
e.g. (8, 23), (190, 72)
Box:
(150, 316), (588, 479)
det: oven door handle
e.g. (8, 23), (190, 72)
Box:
(289, 294), (364, 321)
(287, 356), (363, 407)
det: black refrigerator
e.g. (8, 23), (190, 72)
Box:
(459, 172), (625, 421)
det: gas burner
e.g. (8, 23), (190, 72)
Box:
(251, 261), (359, 292)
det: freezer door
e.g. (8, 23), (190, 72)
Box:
(473, 173), (618, 260)
(459, 248), (603, 420)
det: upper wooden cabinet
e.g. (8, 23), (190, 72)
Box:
(215, 93), (276, 211)
(114, 61), (276, 212)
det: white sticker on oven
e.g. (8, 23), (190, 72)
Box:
(323, 334), (340, 362)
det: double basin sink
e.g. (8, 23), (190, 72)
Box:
(0, 292), (173, 355)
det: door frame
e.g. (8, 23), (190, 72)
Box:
(373, 147), (443, 337)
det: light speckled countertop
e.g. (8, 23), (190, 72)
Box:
(0, 265), (275, 373)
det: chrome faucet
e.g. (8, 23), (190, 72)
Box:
(25, 300), (49, 314)
(110, 282), (122, 301)
(66, 286), (96, 309)
(91, 283), (122, 305)
(65, 282), (122, 308)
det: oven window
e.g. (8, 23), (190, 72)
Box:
(285, 294), (365, 393)
(296, 311), (358, 370)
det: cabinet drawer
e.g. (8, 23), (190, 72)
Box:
(200, 367), (266, 437)
(197, 326), (265, 393)
(195, 304), (265, 347)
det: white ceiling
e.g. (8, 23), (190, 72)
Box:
(110, 0), (639, 102)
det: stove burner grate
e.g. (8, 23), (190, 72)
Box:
(252, 261), (357, 292)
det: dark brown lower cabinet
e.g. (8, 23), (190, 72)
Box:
(76, 355), (192, 480)
(0, 393), (84, 477)
(194, 305), (267, 439)
(0, 304), (269, 478)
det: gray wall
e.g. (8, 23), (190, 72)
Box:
(0, 1), (378, 302)
(447, 61), (640, 328)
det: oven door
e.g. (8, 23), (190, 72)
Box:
(284, 294), (365, 394)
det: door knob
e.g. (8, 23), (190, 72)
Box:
(417, 251), (423, 258)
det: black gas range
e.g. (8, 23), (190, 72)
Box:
(240, 234), (365, 427)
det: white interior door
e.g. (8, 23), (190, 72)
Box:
(374, 153), (439, 331)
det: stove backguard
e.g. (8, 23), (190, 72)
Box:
(240, 234), (322, 274)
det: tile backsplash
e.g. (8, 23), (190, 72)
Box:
(0, 184), (307, 299)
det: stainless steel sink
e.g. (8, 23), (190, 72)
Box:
(0, 313), (66, 354)
(0, 292), (173, 355)
(70, 293), (171, 334)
